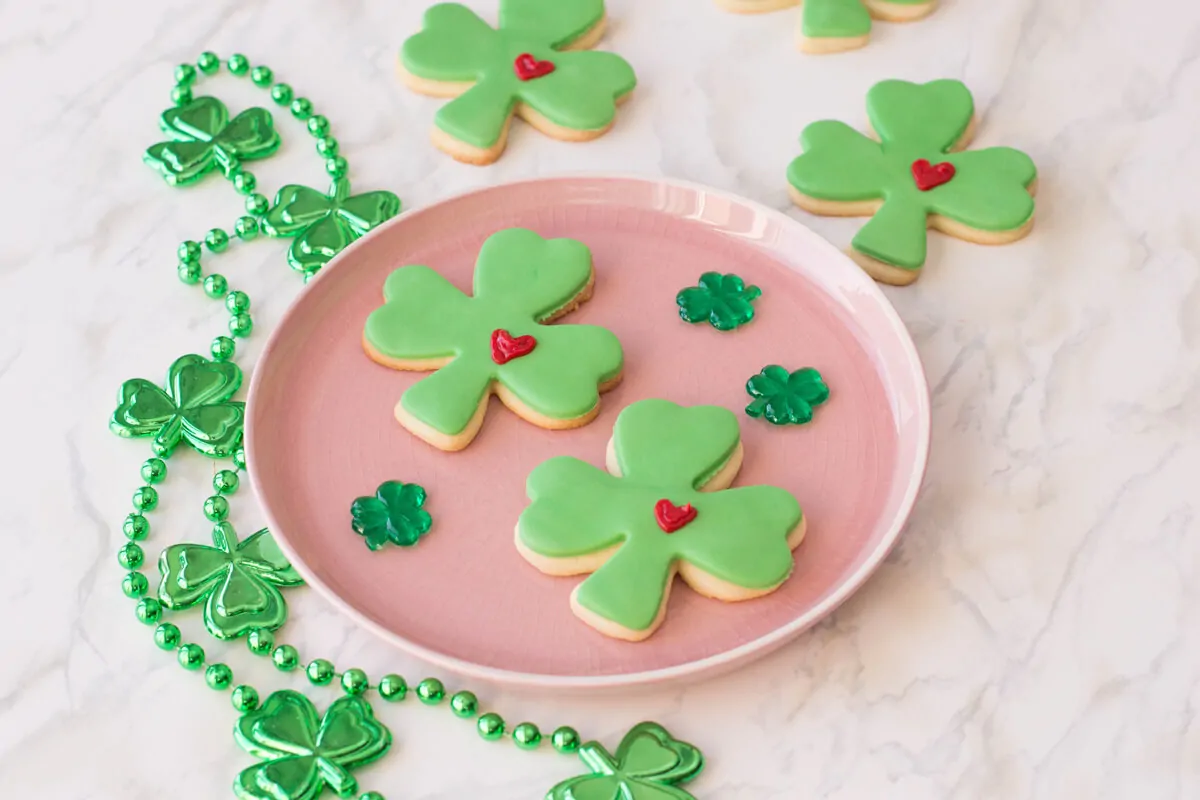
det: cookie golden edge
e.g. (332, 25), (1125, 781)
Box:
(795, 0), (938, 54)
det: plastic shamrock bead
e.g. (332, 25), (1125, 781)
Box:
(110, 354), (245, 457)
(349, 481), (433, 551)
(234, 690), (391, 800)
(786, 79), (1037, 285)
(398, 0), (637, 164)
(545, 722), (704, 800)
(675, 272), (761, 331)
(262, 178), (401, 275)
(363, 228), (623, 451)
(144, 96), (281, 186)
(517, 399), (804, 640)
(158, 523), (304, 641)
(744, 365), (829, 426)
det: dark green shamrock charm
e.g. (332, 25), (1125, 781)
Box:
(234, 690), (391, 800)
(158, 523), (303, 641)
(546, 722), (704, 800)
(676, 271), (761, 331)
(144, 96), (280, 186)
(350, 481), (432, 551)
(110, 354), (244, 457)
(262, 178), (401, 275)
(745, 365), (830, 426)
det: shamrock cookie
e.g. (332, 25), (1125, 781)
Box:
(363, 228), (623, 451)
(714, 0), (936, 54)
(398, 0), (636, 164)
(516, 399), (805, 641)
(786, 79), (1037, 285)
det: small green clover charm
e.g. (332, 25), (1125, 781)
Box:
(262, 178), (401, 275)
(110, 354), (244, 457)
(144, 96), (280, 186)
(234, 690), (391, 800)
(745, 365), (829, 426)
(158, 523), (303, 640)
(787, 79), (1037, 285)
(546, 722), (704, 800)
(676, 272), (761, 331)
(350, 481), (433, 551)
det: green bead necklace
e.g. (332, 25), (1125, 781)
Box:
(111, 51), (704, 800)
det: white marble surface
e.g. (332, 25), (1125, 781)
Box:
(2, 0), (1198, 796)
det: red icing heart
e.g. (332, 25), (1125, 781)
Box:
(513, 53), (555, 81)
(654, 499), (697, 533)
(911, 159), (956, 191)
(491, 329), (537, 364)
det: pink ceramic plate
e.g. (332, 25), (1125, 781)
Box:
(245, 175), (929, 690)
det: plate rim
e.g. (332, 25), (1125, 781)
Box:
(245, 173), (930, 691)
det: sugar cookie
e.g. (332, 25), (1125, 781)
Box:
(714, 0), (936, 54)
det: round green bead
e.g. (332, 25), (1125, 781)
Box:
(203, 495), (230, 522)
(306, 659), (335, 686)
(117, 542), (144, 570)
(270, 83), (293, 106)
(416, 678), (445, 705)
(140, 458), (167, 485)
(229, 312), (253, 338)
(154, 623), (181, 650)
(358, 793), (385, 800)
(250, 65), (273, 87)
(205, 228), (229, 253)
(231, 685), (259, 711)
(234, 217), (259, 241)
(324, 156), (348, 178)
(245, 193), (269, 216)
(178, 261), (202, 285)
(233, 447), (248, 471)
(272, 644), (299, 671)
(246, 627), (274, 655)
(290, 97), (313, 120)
(449, 691), (478, 718)
(512, 722), (541, 750)
(174, 63), (197, 85)
(227, 54), (250, 76)
(178, 240), (203, 262)
(205, 663), (233, 690)
(203, 274), (228, 299)
(135, 597), (162, 624)
(225, 290), (251, 314)
(177, 643), (205, 670)
(123, 513), (150, 540)
(302, 268), (319, 284)
(213, 470), (240, 494)
(378, 674), (407, 702)
(551, 726), (581, 754)
(477, 713), (505, 741)
(306, 115), (330, 137)
(197, 51), (220, 74)
(132, 485), (158, 511)
(316, 137), (339, 158)
(122, 571), (149, 598)
(232, 171), (257, 195)
(211, 335), (236, 362)
(170, 86), (193, 106)
(341, 668), (369, 696)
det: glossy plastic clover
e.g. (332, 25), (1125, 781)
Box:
(517, 399), (804, 641)
(745, 365), (829, 426)
(399, 0), (637, 164)
(350, 481), (433, 551)
(158, 523), (303, 640)
(787, 79), (1037, 285)
(110, 354), (244, 457)
(364, 228), (623, 451)
(675, 271), (761, 331)
(234, 690), (391, 800)
(144, 96), (280, 186)
(715, 0), (936, 55)
(262, 178), (401, 275)
(546, 722), (704, 800)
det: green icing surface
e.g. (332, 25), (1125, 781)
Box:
(400, 1), (636, 149)
(518, 400), (802, 634)
(786, 79), (1036, 271)
(364, 228), (623, 438)
(801, 0), (871, 39)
